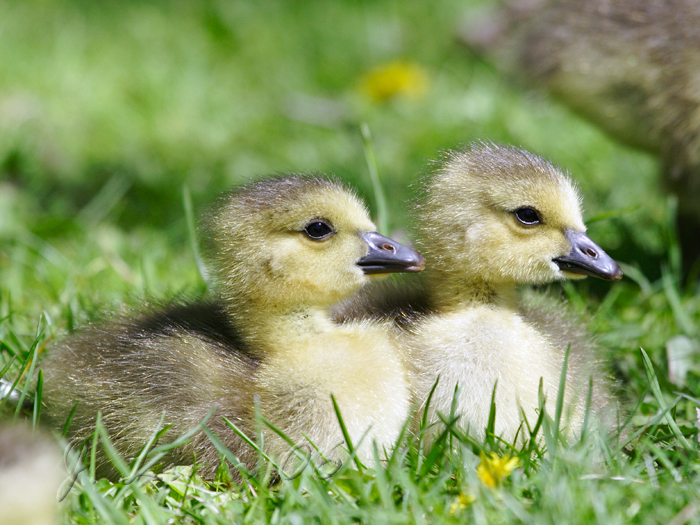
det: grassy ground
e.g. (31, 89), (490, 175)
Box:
(1, 0), (699, 523)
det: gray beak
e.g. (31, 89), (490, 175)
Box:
(357, 232), (426, 275)
(553, 229), (623, 281)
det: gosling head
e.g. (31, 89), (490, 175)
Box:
(205, 175), (425, 312)
(418, 143), (622, 287)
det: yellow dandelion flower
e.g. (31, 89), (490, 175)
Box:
(360, 61), (428, 103)
(449, 491), (475, 515)
(476, 452), (520, 488)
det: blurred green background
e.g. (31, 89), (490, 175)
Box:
(0, 0), (671, 323)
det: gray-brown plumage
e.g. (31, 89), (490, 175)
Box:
(462, 0), (700, 269)
(41, 300), (259, 480)
(41, 174), (424, 480)
(335, 143), (622, 442)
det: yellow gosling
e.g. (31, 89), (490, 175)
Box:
(41, 174), (424, 479)
(336, 143), (622, 443)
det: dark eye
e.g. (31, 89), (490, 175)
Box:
(514, 207), (542, 226)
(304, 220), (335, 240)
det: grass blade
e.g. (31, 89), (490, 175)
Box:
(202, 427), (257, 483)
(32, 369), (43, 429)
(585, 205), (640, 224)
(416, 376), (440, 473)
(14, 318), (44, 416)
(0, 354), (16, 383)
(148, 406), (216, 456)
(0, 346), (31, 413)
(578, 376), (593, 443)
(552, 344), (571, 442)
(385, 411), (412, 472)
(485, 381), (498, 448)
(360, 123), (388, 234)
(0, 356), (18, 403)
(641, 348), (692, 450)
(120, 413), (168, 484)
(617, 262), (653, 296)
(183, 185), (209, 287)
(331, 393), (364, 473)
(221, 414), (279, 469)
(62, 401), (80, 439)
(662, 269), (696, 336)
(372, 442), (394, 510)
(421, 376), (440, 430)
(95, 417), (162, 525)
(76, 467), (131, 525)
(421, 412), (460, 478)
(77, 174), (131, 226)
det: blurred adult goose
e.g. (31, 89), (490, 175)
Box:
(336, 143), (622, 442)
(462, 0), (700, 271)
(41, 175), (424, 479)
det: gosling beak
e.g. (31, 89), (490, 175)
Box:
(553, 229), (623, 281)
(357, 232), (426, 275)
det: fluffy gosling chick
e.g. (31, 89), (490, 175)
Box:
(41, 175), (424, 479)
(205, 175), (424, 468)
(337, 143), (622, 442)
(415, 144), (621, 442)
(463, 0), (700, 269)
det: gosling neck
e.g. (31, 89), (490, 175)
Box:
(425, 267), (518, 312)
(221, 292), (334, 353)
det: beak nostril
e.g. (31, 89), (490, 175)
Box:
(585, 248), (597, 258)
(382, 244), (396, 253)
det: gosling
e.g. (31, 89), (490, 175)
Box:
(336, 143), (622, 443)
(41, 174), (424, 479)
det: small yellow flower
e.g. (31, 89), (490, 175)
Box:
(360, 61), (428, 103)
(449, 491), (475, 515)
(476, 452), (520, 488)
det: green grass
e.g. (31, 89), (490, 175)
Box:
(1, 0), (700, 523)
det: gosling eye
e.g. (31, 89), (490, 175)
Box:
(514, 207), (542, 226)
(303, 219), (335, 241)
